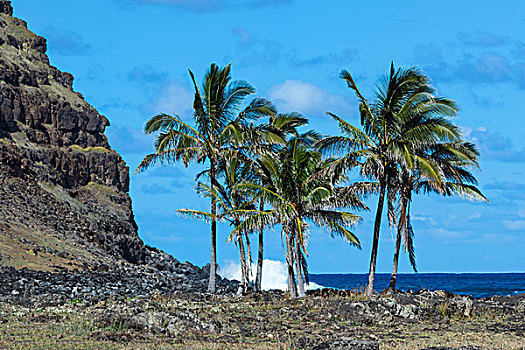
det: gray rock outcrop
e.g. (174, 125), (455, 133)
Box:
(0, 0), (145, 269)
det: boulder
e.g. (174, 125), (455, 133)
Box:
(0, 0), (12, 16)
(420, 347), (482, 350)
(313, 338), (379, 350)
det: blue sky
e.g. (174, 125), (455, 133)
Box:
(16, 0), (525, 273)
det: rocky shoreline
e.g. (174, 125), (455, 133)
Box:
(0, 266), (524, 349)
(0, 248), (238, 308)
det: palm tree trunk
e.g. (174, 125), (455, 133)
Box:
(236, 230), (248, 295)
(294, 236), (306, 297)
(255, 200), (264, 292)
(208, 159), (217, 294)
(388, 196), (407, 292)
(284, 229), (298, 298)
(245, 232), (252, 288)
(364, 179), (387, 296)
(388, 226), (402, 292)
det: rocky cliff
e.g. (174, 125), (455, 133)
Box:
(0, 0), (148, 272)
(0, 0), (236, 294)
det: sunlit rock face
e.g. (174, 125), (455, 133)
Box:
(0, 0), (145, 270)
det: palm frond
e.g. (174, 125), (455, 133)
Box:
(176, 209), (221, 223)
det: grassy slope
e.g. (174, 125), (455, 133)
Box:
(0, 178), (126, 272)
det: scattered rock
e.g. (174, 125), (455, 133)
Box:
(420, 347), (482, 350)
(0, 260), (237, 306)
(312, 338), (379, 350)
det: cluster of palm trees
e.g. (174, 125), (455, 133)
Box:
(136, 62), (487, 298)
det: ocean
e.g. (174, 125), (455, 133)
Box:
(309, 273), (525, 298)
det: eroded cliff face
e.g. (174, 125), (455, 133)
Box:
(0, 0), (146, 271)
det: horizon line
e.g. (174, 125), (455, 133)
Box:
(310, 271), (525, 275)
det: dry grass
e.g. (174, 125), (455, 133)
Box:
(69, 145), (113, 155)
(0, 222), (91, 271)
(1, 294), (523, 350)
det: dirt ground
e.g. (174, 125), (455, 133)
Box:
(0, 291), (523, 349)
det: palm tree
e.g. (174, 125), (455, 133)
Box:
(318, 62), (461, 296)
(236, 134), (366, 298)
(387, 141), (488, 292)
(135, 63), (274, 293)
(175, 112), (299, 294)
(178, 152), (258, 294)
(252, 112), (311, 292)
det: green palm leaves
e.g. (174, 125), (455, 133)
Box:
(234, 136), (365, 297)
(319, 62), (486, 296)
(136, 63), (275, 293)
(178, 153), (259, 294)
(136, 61), (486, 298)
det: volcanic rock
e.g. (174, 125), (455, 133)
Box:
(0, 0), (236, 294)
(0, 0), (142, 270)
(312, 338), (379, 350)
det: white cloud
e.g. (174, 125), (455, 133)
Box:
(469, 212), (482, 220)
(503, 219), (525, 231)
(219, 259), (324, 291)
(267, 80), (351, 117)
(130, 0), (223, 12)
(429, 227), (468, 239)
(152, 81), (193, 116)
(464, 232), (518, 245)
(412, 214), (436, 225)
(106, 124), (153, 154)
(122, 0), (291, 12)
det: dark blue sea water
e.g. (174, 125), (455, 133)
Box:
(309, 273), (525, 298)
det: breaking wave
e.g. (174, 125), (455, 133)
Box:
(219, 259), (324, 291)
